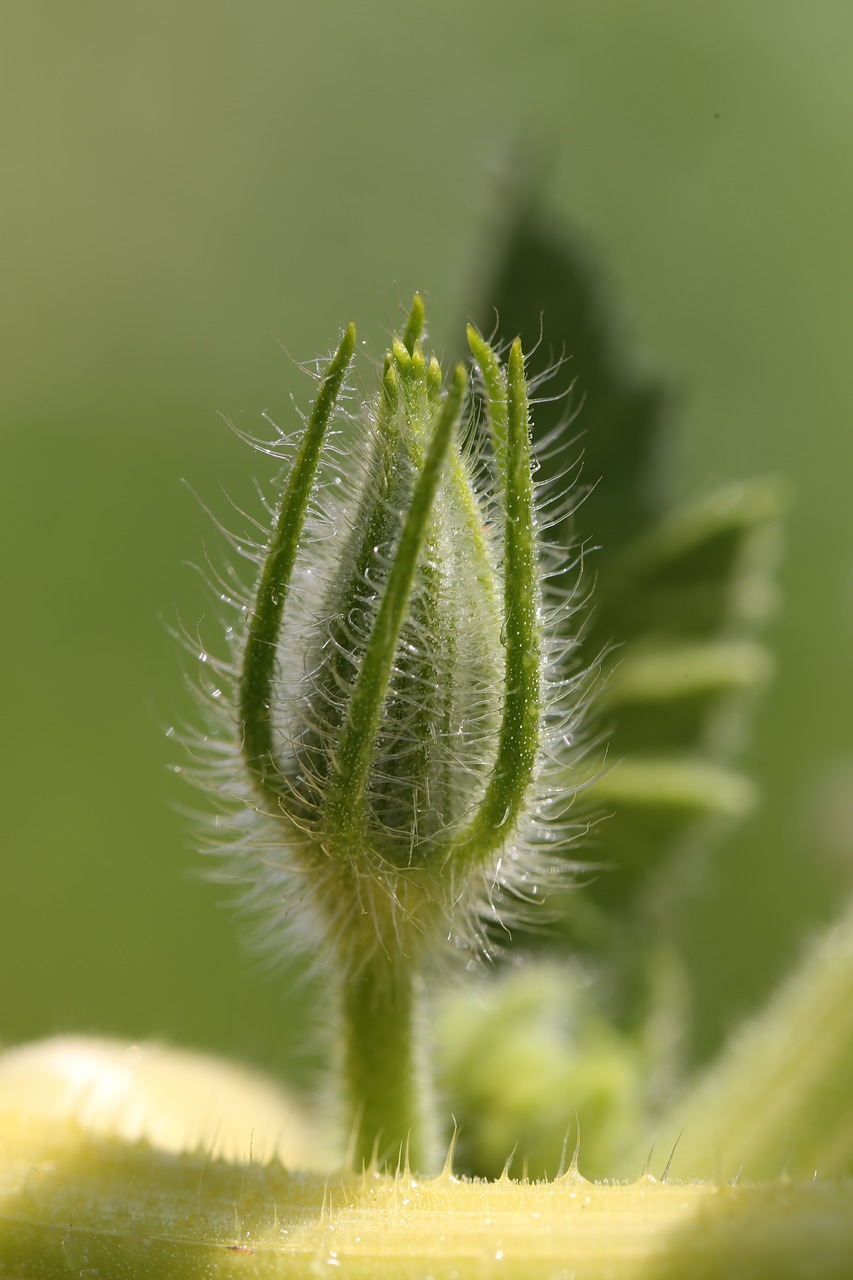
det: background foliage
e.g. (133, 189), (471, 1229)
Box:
(3, 2), (852, 1111)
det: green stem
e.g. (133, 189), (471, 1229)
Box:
(341, 956), (425, 1171)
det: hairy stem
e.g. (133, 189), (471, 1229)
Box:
(341, 956), (425, 1171)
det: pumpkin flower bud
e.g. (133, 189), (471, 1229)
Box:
(194, 297), (588, 1166)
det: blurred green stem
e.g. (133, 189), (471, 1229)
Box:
(634, 901), (853, 1180)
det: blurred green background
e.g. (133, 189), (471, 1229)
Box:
(3, 2), (852, 1087)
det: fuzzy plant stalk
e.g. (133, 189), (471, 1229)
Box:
(204, 296), (584, 1171)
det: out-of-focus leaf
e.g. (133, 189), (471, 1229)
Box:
(468, 186), (672, 556)
(468, 189), (784, 942)
(442, 185), (784, 1180)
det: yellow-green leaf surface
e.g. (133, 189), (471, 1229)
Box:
(2, 1038), (853, 1279)
(3, 1117), (853, 1279)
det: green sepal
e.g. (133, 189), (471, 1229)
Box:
(239, 323), (356, 808)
